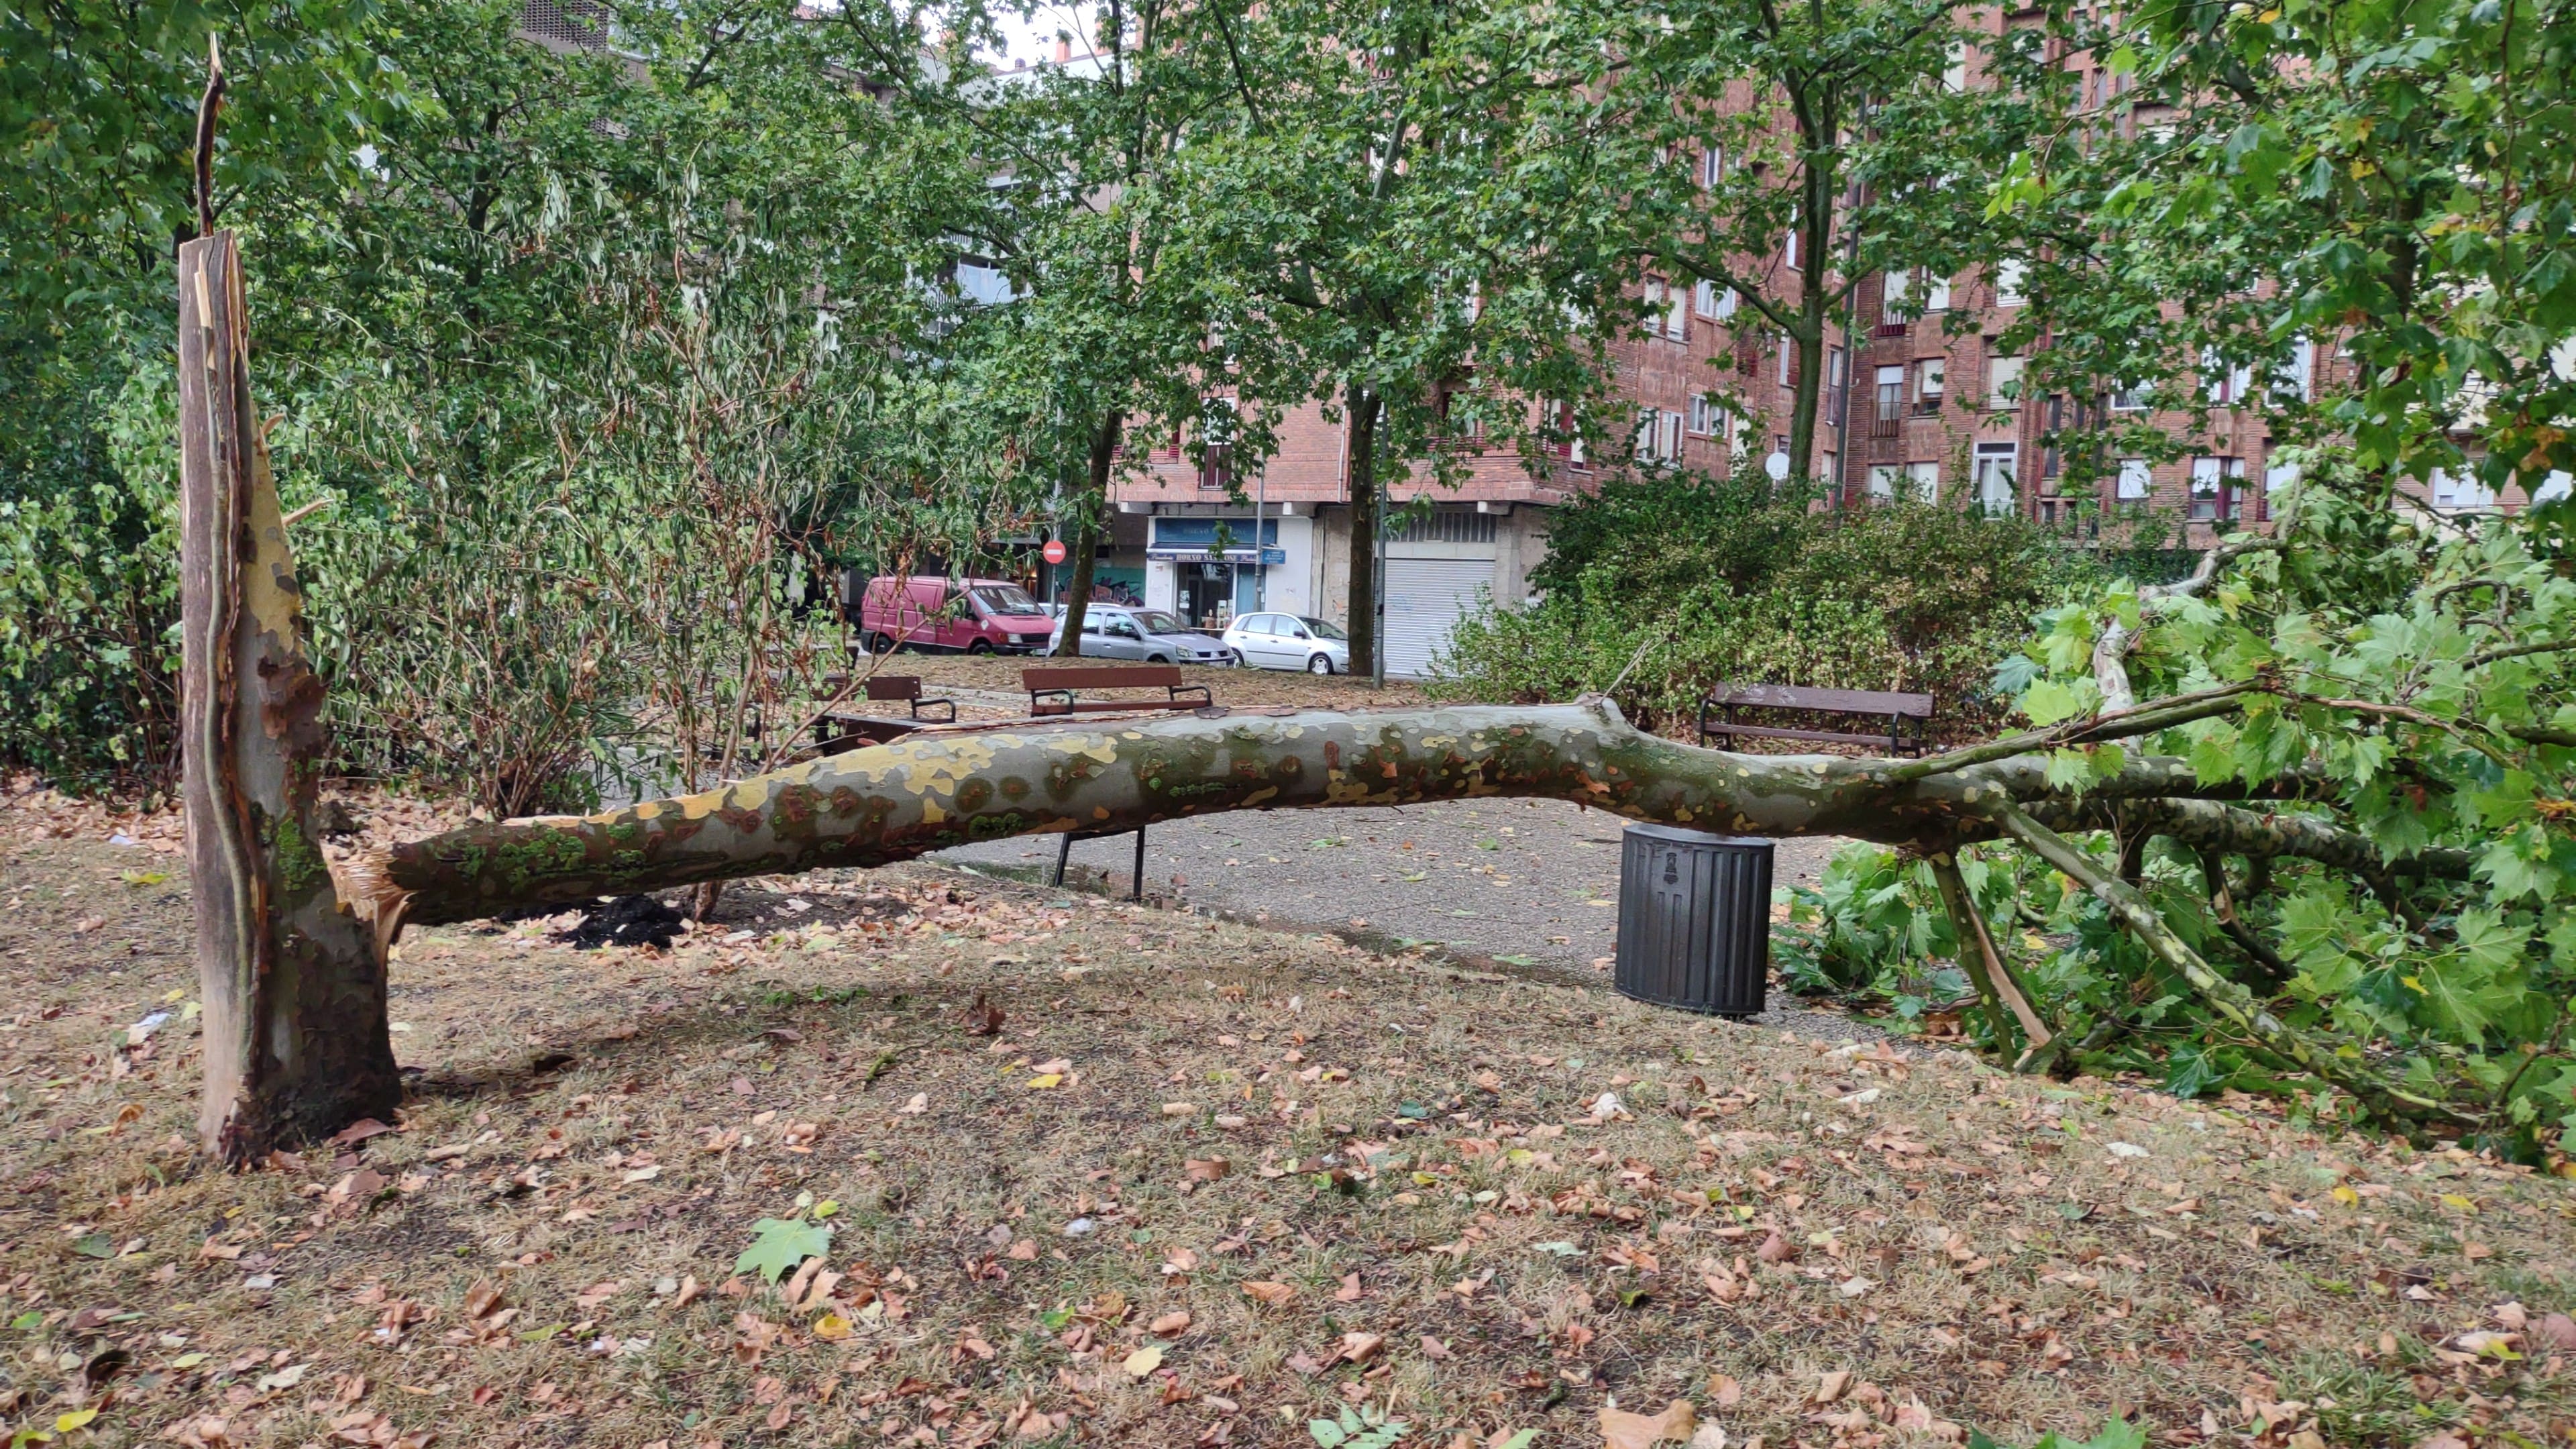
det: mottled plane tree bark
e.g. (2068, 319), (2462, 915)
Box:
(178, 230), (400, 1163)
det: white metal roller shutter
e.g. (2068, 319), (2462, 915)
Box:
(1380, 558), (1493, 678)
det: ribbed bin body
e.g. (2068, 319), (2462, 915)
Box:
(1615, 824), (1774, 1018)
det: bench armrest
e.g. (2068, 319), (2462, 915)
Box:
(912, 696), (958, 723)
(1030, 687), (1076, 716)
(1166, 683), (1213, 708)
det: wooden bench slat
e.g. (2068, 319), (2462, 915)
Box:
(1023, 664), (1189, 690)
(1703, 722), (1907, 747)
(1708, 683), (1933, 716)
(1030, 699), (1203, 716)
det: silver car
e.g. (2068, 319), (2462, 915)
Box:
(1222, 612), (1351, 674)
(1048, 606), (1238, 665)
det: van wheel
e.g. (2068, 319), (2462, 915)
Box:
(865, 631), (897, 655)
(967, 639), (994, 655)
(1307, 653), (1334, 674)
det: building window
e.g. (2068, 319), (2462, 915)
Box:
(1701, 146), (1723, 188)
(1974, 443), (2019, 516)
(1994, 258), (2027, 308)
(1827, 346), (1846, 390)
(1635, 408), (1684, 466)
(2270, 337), (2314, 403)
(1692, 279), (1738, 319)
(2190, 456), (2247, 520)
(1778, 334), (1794, 386)
(1989, 355), (2027, 409)
(1906, 461), (1940, 502)
(1924, 272), (1953, 312)
(2116, 458), (2154, 502)
(1688, 392), (1725, 436)
(1643, 279), (1688, 341)
(1198, 398), (1238, 490)
(1867, 464), (1900, 501)
(1872, 365), (1904, 435)
(2429, 467), (2497, 512)
(2108, 380), (2148, 412)
(1784, 207), (1801, 270)
(1914, 358), (1945, 415)
(2202, 350), (2254, 405)
(1880, 269), (1912, 330)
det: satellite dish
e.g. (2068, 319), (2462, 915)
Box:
(1764, 451), (1790, 481)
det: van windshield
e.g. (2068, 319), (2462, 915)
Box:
(967, 584), (1040, 616)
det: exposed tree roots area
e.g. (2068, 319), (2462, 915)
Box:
(4, 826), (2573, 1448)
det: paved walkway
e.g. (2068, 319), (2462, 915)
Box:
(934, 797), (1873, 1036)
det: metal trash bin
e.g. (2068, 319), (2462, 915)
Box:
(1615, 824), (1774, 1018)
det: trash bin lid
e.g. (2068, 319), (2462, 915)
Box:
(1621, 822), (1775, 849)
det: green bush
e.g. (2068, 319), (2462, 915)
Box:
(0, 337), (180, 794)
(1428, 470), (2094, 739)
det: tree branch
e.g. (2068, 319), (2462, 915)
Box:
(1984, 801), (2473, 1128)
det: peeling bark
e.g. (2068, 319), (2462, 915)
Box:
(348, 701), (2048, 929)
(178, 233), (399, 1163)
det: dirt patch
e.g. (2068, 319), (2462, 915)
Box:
(2, 824), (2573, 1449)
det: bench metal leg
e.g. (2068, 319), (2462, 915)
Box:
(1131, 826), (1146, 902)
(1053, 831), (1075, 888)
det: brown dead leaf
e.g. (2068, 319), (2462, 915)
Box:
(462, 1282), (505, 1320)
(1184, 1158), (1231, 1183)
(1756, 1232), (1795, 1264)
(1600, 1400), (1697, 1449)
(963, 991), (1005, 1036)
(1241, 1281), (1295, 1306)
(1335, 1332), (1385, 1364)
(1812, 1370), (1852, 1405)
(1707, 1374), (1741, 1407)
(1420, 1335), (1452, 1361)
(1149, 1311), (1193, 1337)
(1335, 1272), (1364, 1302)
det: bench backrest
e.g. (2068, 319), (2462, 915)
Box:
(1711, 682), (1933, 718)
(1024, 664), (1185, 693)
(863, 675), (924, 703)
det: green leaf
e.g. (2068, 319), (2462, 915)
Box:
(1309, 1419), (1349, 1448)
(70, 1233), (113, 1260)
(733, 1216), (833, 1284)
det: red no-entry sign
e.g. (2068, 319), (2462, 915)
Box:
(1042, 540), (1068, 564)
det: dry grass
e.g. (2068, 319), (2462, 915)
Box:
(3, 805), (2573, 1449)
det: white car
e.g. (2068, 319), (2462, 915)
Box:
(1222, 612), (1351, 674)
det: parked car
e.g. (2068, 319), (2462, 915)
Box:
(1222, 612), (1351, 674)
(852, 575), (1057, 655)
(1048, 606), (1238, 665)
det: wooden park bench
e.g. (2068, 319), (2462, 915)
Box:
(814, 674), (957, 752)
(1697, 682), (1935, 757)
(1024, 664), (1212, 718)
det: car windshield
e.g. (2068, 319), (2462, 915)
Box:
(1131, 610), (1185, 635)
(1299, 617), (1348, 641)
(968, 584), (1040, 616)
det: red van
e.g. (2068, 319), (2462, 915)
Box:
(853, 576), (1056, 655)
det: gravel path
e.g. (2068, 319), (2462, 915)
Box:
(934, 797), (1883, 1041)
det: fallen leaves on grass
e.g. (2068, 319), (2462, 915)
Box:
(1241, 1281), (1296, 1306)
(1599, 1399), (1696, 1448)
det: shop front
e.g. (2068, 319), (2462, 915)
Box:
(1143, 516), (1296, 631)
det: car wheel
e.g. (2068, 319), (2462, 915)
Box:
(865, 631), (896, 655)
(966, 639), (994, 655)
(1148, 653), (1171, 664)
(1307, 653), (1334, 675)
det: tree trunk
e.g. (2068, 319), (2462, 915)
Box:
(1054, 410), (1121, 657)
(178, 233), (399, 1164)
(1343, 384), (1383, 681)
(352, 700), (2058, 928)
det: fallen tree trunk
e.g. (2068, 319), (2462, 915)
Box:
(345, 703), (2083, 930)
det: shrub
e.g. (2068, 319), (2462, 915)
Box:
(1429, 470), (2094, 739)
